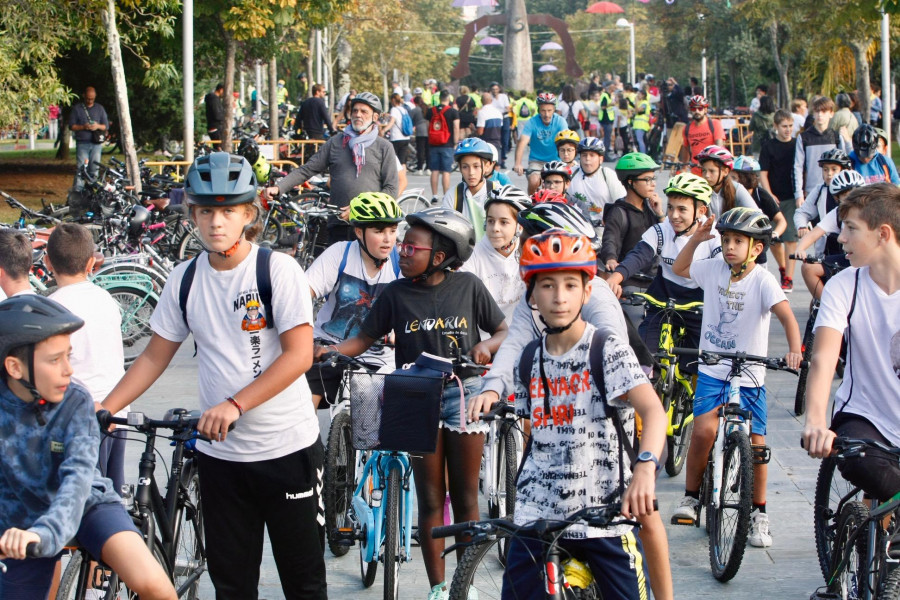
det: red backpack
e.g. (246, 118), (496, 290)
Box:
(429, 106), (452, 146)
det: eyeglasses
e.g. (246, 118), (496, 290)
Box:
(543, 179), (566, 186)
(397, 242), (433, 257)
(634, 177), (657, 183)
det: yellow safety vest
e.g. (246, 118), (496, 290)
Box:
(633, 100), (651, 131)
(598, 92), (614, 123)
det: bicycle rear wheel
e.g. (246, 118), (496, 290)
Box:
(448, 532), (508, 600)
(814, 457), (862, 582)
(665, 384), (693, 477)
(384, 468), (402, 600)
(173, 466), (204, 599)
(794, 311), (817, 416)
(880, 565), (900, 598)
(57, 540), (170, 600)
(324, 411), (355, 557)
(359, 467), (378, 588)
(707, 430), (753, 582)
(827, 501), (869, 598)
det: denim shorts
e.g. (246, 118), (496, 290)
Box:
(441, 376), (487, 434)
(428, 146), (454, 172)
(693, 372), (768, 435)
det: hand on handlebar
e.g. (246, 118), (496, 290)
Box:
(802, 425), (837, 460)
(513, 163), (524, 176)
(0, 528), (41, 561)
(265, 186), (280, 200)
(338, 205), (351, 222)
(783, 351), (803, 370)
(469, 342), (493, 366)
(466, 390), (500, 424)
(197, 400), (241, 443)
(793, 249), (808, 260)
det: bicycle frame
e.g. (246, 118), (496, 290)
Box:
(482, 412), (523, 517)
(710, 370), (753, 510)
(352, 451), (415, 565)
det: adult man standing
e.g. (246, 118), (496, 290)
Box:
(424, 90), (461, 202)
(597, 83), (616, 159)
(490, 82), (512, 167)
(680, 95), (725, 174)
(514, 92), (568, 194)
(266, 92), (398, 242)
(665, 77), (689, 126)
(204, 84), (226, 141)
(297, 84), (335, 140)
(68, 86), (109, 192)
(476, 92), (504, 159)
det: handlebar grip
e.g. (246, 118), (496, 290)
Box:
(431, 521), (477, 539)
(670, 347), (700, 357)
(26, 541), (42, 558)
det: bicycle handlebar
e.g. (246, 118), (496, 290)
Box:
(0, 542), (41, 572)
(481, 402), (516, 422)
(96, 409), (233, 442)
(670, 347), (807, 372)
(632, 292), (704, 314)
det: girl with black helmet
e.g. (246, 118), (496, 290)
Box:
(850, 123), (900, 185)
(306, 192), (404, 408)
(317, 207), (508, 600)
(102, 152), (327, 598)
(0, 295), (176, 600)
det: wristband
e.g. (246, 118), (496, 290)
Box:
(226, 396), (244, 417)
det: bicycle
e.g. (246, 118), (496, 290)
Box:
(810, 438), (900, 599)
(434, 500), (655, 600)
(630, 292), (702, 476)
(64, 408), (210, 599)
(788, 254), (849, 416)
(670, 348), (802, 582)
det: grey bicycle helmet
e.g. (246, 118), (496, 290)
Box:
(541, 160), (574, 181)
(350, 91), (383, 114)
(715, 207), (773, 244)
(485, 185), (532, 214)
(818, 148), (853, 170)
(184, 152), (257, 206)
(829, 169), (866, 196)
(517, 202), (598, 247)
(406, 208), (476, 269)
(577, 137), (605, 155)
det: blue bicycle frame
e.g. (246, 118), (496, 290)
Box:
(353, 450), (415, 566)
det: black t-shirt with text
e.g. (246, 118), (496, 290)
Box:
(360, 271), (505, 372)
(759, 137), (796, 201)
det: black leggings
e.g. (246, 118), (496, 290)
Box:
(392, 140), (409, 167)
(197, 441), (327, 599)
(416, 136), (429, 170)
(832, 413), (900, 502)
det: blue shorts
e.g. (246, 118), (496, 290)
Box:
(0, 502), (139, 599)
(428, 146), (454, 173)
(441, 376), (487, 434)
(502, 531), (650, 600)
(693, 372), (768, 435)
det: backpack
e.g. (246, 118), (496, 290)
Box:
(518, 101), (531, 119)
(453, 180), (500, 213)
(684, 117), (715, 147)
(564, 101), (580, 130)
(517, 328), (637, 466)
(399, 107), (414, 137)
(325, 242), (401, 301)
(429, 106), (452, 146)
(180, 246), (274, 330)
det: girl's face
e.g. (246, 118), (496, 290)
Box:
(700, 161), (728, 190)
(557, 143), (577, 163)
(541, 175), (568, 194)
(357, 224), (399, 260)
(192, 204), (254, 252)
(397, 225), (435, 278)
(459, 156), (485, 189)
(485, 204), (518, 254)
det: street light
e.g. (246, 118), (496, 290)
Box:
(616, 18), (635, 85)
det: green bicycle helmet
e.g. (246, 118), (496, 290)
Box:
(615, 152), (661, 182)
(664, 173), (713, 206)
(349, 192), (403, 226)
(184, 152), (258, 206)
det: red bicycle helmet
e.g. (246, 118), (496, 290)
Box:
(694, 145), (734, 170)
(688, 95), (709, 110)
(530, 189), (569, 205)
(536, 92), (557, 106)
(519, 229), (598, 285)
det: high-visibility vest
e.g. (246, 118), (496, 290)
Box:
(598, 92), (614, 123)
(633, 100), (651, 131)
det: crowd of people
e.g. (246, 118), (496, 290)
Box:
(2, 71), (900, 600)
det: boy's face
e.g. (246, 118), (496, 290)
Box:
(666, 195), (703, 233)
(557, 143), (577, 163)
(774, 119), (793, 141)
(192, 204), (254, 253)
(579, 151), (602, 174)
(813, 109), (833, 131)
(821, 164), (843, 185)
(485, 204), (518, 251)
(531, 271), (591, 328)
(838, 207), (882, 267)
(721, 231), (762, 268)
(356, 224), (399, 260)
(397, 225), (435, 278)
(459, 156), (485, 188)
(796, 101), (808, 116)
(5, 334), (73, 404)
(541, 174), (568, 194)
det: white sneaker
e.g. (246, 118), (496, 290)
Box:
(749, 511), (773, 547)
(671, 495), (701, 524)
(427, 582), (449, 600)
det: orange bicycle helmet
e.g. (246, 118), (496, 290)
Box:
(531, 189), (569, 205)
(519, 229), (597, 284)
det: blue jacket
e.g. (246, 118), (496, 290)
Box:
(0, 381), (120, 557)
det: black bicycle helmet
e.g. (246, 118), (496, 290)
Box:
(350, 91), (383, 114)
(0, 296), (84, 367)
(517, 202), (598, 247)
(852, 123), (878, 160)
(715, 207), (773, 244)
(237, 138), (260, 166)
(127, 204), (152, 238)
(406, 207), (476, 270)
(817, 148), (853, 170)
(184, 152), (258, 206)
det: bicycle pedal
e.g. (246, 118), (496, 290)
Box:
(333, 527), (361, 545)
(670, 515), (697, 526)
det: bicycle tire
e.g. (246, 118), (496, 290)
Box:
(448, 532), (509, 600)
(57, 539), (170, 600)
(105, 285), (157, 368)
(665, 384), (693, 477)
(827, 501), (869, 597)
(880, 565), (900, 598)
(173, 467), (203, 599)
(177, 229), (204, 262)
(359, 469), (378, 588)
(260, 215), (284, 245)
(707, 430), (753, 582)
(503, 424), (518, 519)
(794, 311), (817, 416)
(813, 456), (863, 582)
(384, 468), (402, 600)
(324, 411), (354, 557)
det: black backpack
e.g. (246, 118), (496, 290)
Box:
(565, 101), (580, 130)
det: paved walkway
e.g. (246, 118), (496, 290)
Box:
(124, 171), (832, 599)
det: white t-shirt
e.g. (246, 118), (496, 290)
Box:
(568, 166), (627, 234)
(49, 281), (125, 408)
(389, 106), (409, 141)
(818, 207), (841, 236)
(476, 103), (504, 129)
(441, 181), (495, 240)
(792, 113), (806, 137)
(643, 218), (722, 290)
(459, 236), (524, 324)
(690, 259), (786, 386)
(150, 245), (317, 462)
(613, 106), (629, 128)
(815, 267), (900, 446)
(307, 241), (399, 364)
(493, 93), (511, 114)
(512, 324), (648, 539)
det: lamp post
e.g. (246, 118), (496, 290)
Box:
(616, 18), (635, 85)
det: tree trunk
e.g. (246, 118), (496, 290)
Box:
(306, 30), (316, 99)
(56, 118), (71, 161)
(269, 56), (279, 161)
(103, 0), (141, 193)
(503, 0), (533, 92)
(848, 39), (871, 126)
(222, 28), (236, 152)
(335, 33), (351, 104)
(769, 21), (791, 109)
(729, 61), (737, 107)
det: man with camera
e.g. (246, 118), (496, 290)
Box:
(68, 86), (109, 192)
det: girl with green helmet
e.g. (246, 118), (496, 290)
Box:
(305, 191), (404, 409)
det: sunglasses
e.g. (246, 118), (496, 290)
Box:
(397, 242), (432, 257)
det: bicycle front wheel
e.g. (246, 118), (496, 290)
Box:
(173, 466), (204, 599)
(827, 501), (869, 597)
(795, 311), (817, 416)
(359, 467), (378, 588)
(665, 384), (693, 477)
(57, 540), (170, 600)
(814, 457), (862, 582)
(324, 411), (355, 557)
(449, 532), (509, 600)
(384, 468), (402, 600)
(707, 430), (753, 582)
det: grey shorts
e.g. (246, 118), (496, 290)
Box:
(778, 197), (799, 242)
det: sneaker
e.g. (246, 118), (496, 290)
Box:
(424, 169), (431, 175)
(671, 495), (701, 525)
(749, 511), (773, 547)
(427, 582), (449, 600)
(431, 196), (441, 205)
(782, 276), (793, 293)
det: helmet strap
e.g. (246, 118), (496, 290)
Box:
(216, 237), (244, 259)
(359, 232), (389, 269)
(674, 201), (700, 238)
(19, 347), (48, 426)
(537, 296), (585, 335)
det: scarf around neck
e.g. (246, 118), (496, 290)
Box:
(342, 123), (379, 177)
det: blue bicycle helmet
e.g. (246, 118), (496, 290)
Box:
(732, 155), (761, 172)
(454, 138), (494, 161)
(184, 152), (258, 206)
(577, 137), (605, 155)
